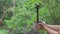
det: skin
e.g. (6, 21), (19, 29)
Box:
(42, 21), (60, 31)
(35, 23), (43, 30)
(35, 21), (60, 34)
(43, 24), (58, 34)
(44, 24), (60, 31)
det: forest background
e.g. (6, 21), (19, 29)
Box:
(0, 0), (60, 34)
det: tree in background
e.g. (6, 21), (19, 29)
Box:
(0, 0), (60, 34)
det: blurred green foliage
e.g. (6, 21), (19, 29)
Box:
(0, 0), (60, 34)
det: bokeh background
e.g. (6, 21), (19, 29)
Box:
(0, 0), (60, 34)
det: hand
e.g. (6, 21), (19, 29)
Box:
(35, 23), (44, 30)
(37, 21), (46, 26)
(42, 21), (47, 26)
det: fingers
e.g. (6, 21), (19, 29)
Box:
(38, 23), (43, 25)
(37, 23), (46, 28)
(42, 21), (46, 24)
(42, 21), (48, 26)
